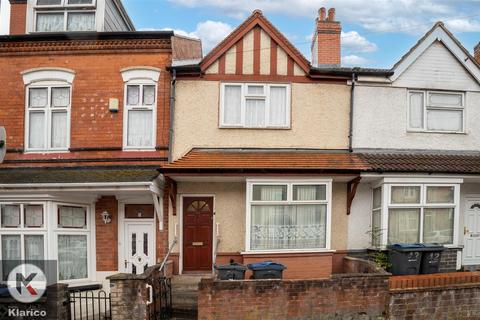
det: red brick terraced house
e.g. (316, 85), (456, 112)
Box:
(163, 9), (390, 279)
(0, 0), (201, 289)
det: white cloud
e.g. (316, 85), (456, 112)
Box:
(341, 31), (377, 54)
(168, 0), (480, 35)
(445, 19), (480, 32)
(142, 20), (233, 54)
(342, 55), (370, 66)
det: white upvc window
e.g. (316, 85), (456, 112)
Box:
(0, 201), (92, 282)
(246, 180), (331, 252)
(220, 83), (291, 128)
(0, 203), (47, 280)
(408, 90), (465, 133)
(25, 84), (71, 152)
(54, 203), (90, 282)
(121, 67), (160, 150)
(34, 0), (96, 32)
(374, 183), (459, 247)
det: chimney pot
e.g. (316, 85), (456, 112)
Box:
(319, 7), (326, 21)
(328, 8), (336, 21)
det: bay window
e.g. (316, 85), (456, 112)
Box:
(26, 85), (71, 152)
(0, 202), (91, 282)
(408, 90), (464, 133)
(220, 83), (290, 128)
(247, 180), (331, 251)
(373, 183), (458, 247)
(34, 0), (96, 32)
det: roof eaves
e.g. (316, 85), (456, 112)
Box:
(0, 31), (174, 43)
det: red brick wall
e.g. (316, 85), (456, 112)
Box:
(389, 284), (480, 319)
(95, 196), (118, 271)
(198, 274), (390, 320)
(242, 252), (333, 279)
(474, 43), (480, 65)
(9, 1), (27, 35)
(0, 45), (171, 167)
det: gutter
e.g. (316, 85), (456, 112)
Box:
(348, 73), (357, 152)
(168, 69), (177, 163)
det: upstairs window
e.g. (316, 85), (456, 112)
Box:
(34, 0), (96, 32)
(120, 67), (161, 150)
(26, 85), (71, 151)
(220, 83), (290, 128)
(408, 90), (464, 133)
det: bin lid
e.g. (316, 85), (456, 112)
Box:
(388, 243), (445, 252)
(214, 263), (247, 271)
(421, 243), (446, 250)
(247, 261), (286, 271)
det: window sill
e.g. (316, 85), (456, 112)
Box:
(23, 150), (70, 154)
(241, 249), (334, 255)
(219, 126), (291, 130)
(67, 282), (103, 292)
(122, 147), (156, 152)
(407, 130), (466, 135)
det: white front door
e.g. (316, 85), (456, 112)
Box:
(125, 222), (155, 274)
(463, 199), (480, 265)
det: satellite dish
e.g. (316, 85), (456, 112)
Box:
(0, 127), (6, 163)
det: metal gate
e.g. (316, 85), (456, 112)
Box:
(68, 290), (111, 320)
(147, 276), (172, 320)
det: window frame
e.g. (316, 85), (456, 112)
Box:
(0, 201), (93, 284)
(407, 89), (465, 134)
(245, 179), (332, 253)
(122, 79), (158, 151)
(53, 202), (91, 283)
(219, 83), (291, 129)
(34, 10), (96, 32)
(378, 183), (459, 247)
(24, 81), (72, 153)
(35, 0), (96, 9)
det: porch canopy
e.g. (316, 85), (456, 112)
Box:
(0, 165), (164, 202)
(161, 148), (370, 175)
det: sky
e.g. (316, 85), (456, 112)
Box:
(1, 0), (480, 68)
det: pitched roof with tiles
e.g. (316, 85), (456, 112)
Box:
(161, 149), (369, 173)
(359, 152), (480, 174)
(0, 166), (160, 184)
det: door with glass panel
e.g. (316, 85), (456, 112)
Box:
(464, 199), (480, 265)
(182, 197), (213, 272)
(125, 223), (155, 274)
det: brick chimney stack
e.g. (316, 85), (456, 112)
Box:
(475, 43), (480, 65)
(311, 7), (341, 67)
(8, 0), (27, 35)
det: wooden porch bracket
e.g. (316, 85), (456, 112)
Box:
(165, 176), (177, 215)
(347, 176), (361, 215)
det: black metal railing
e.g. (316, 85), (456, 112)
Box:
(68, 290), (111, 320)
(147, 276), (172, 320)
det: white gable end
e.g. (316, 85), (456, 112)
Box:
(395, 41), (480, 91)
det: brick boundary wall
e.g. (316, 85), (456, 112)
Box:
(107, 261), (173, 320)
(198, 274), (390, 320)
(389, 284), (480, 319)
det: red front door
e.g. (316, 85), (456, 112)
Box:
(183, 197), (213, 272)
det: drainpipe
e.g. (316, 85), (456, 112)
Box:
(168, 69), (176, 163)
(348, 72), (357, 152)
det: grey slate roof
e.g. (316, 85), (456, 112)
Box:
(0, 166), (160, 184)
